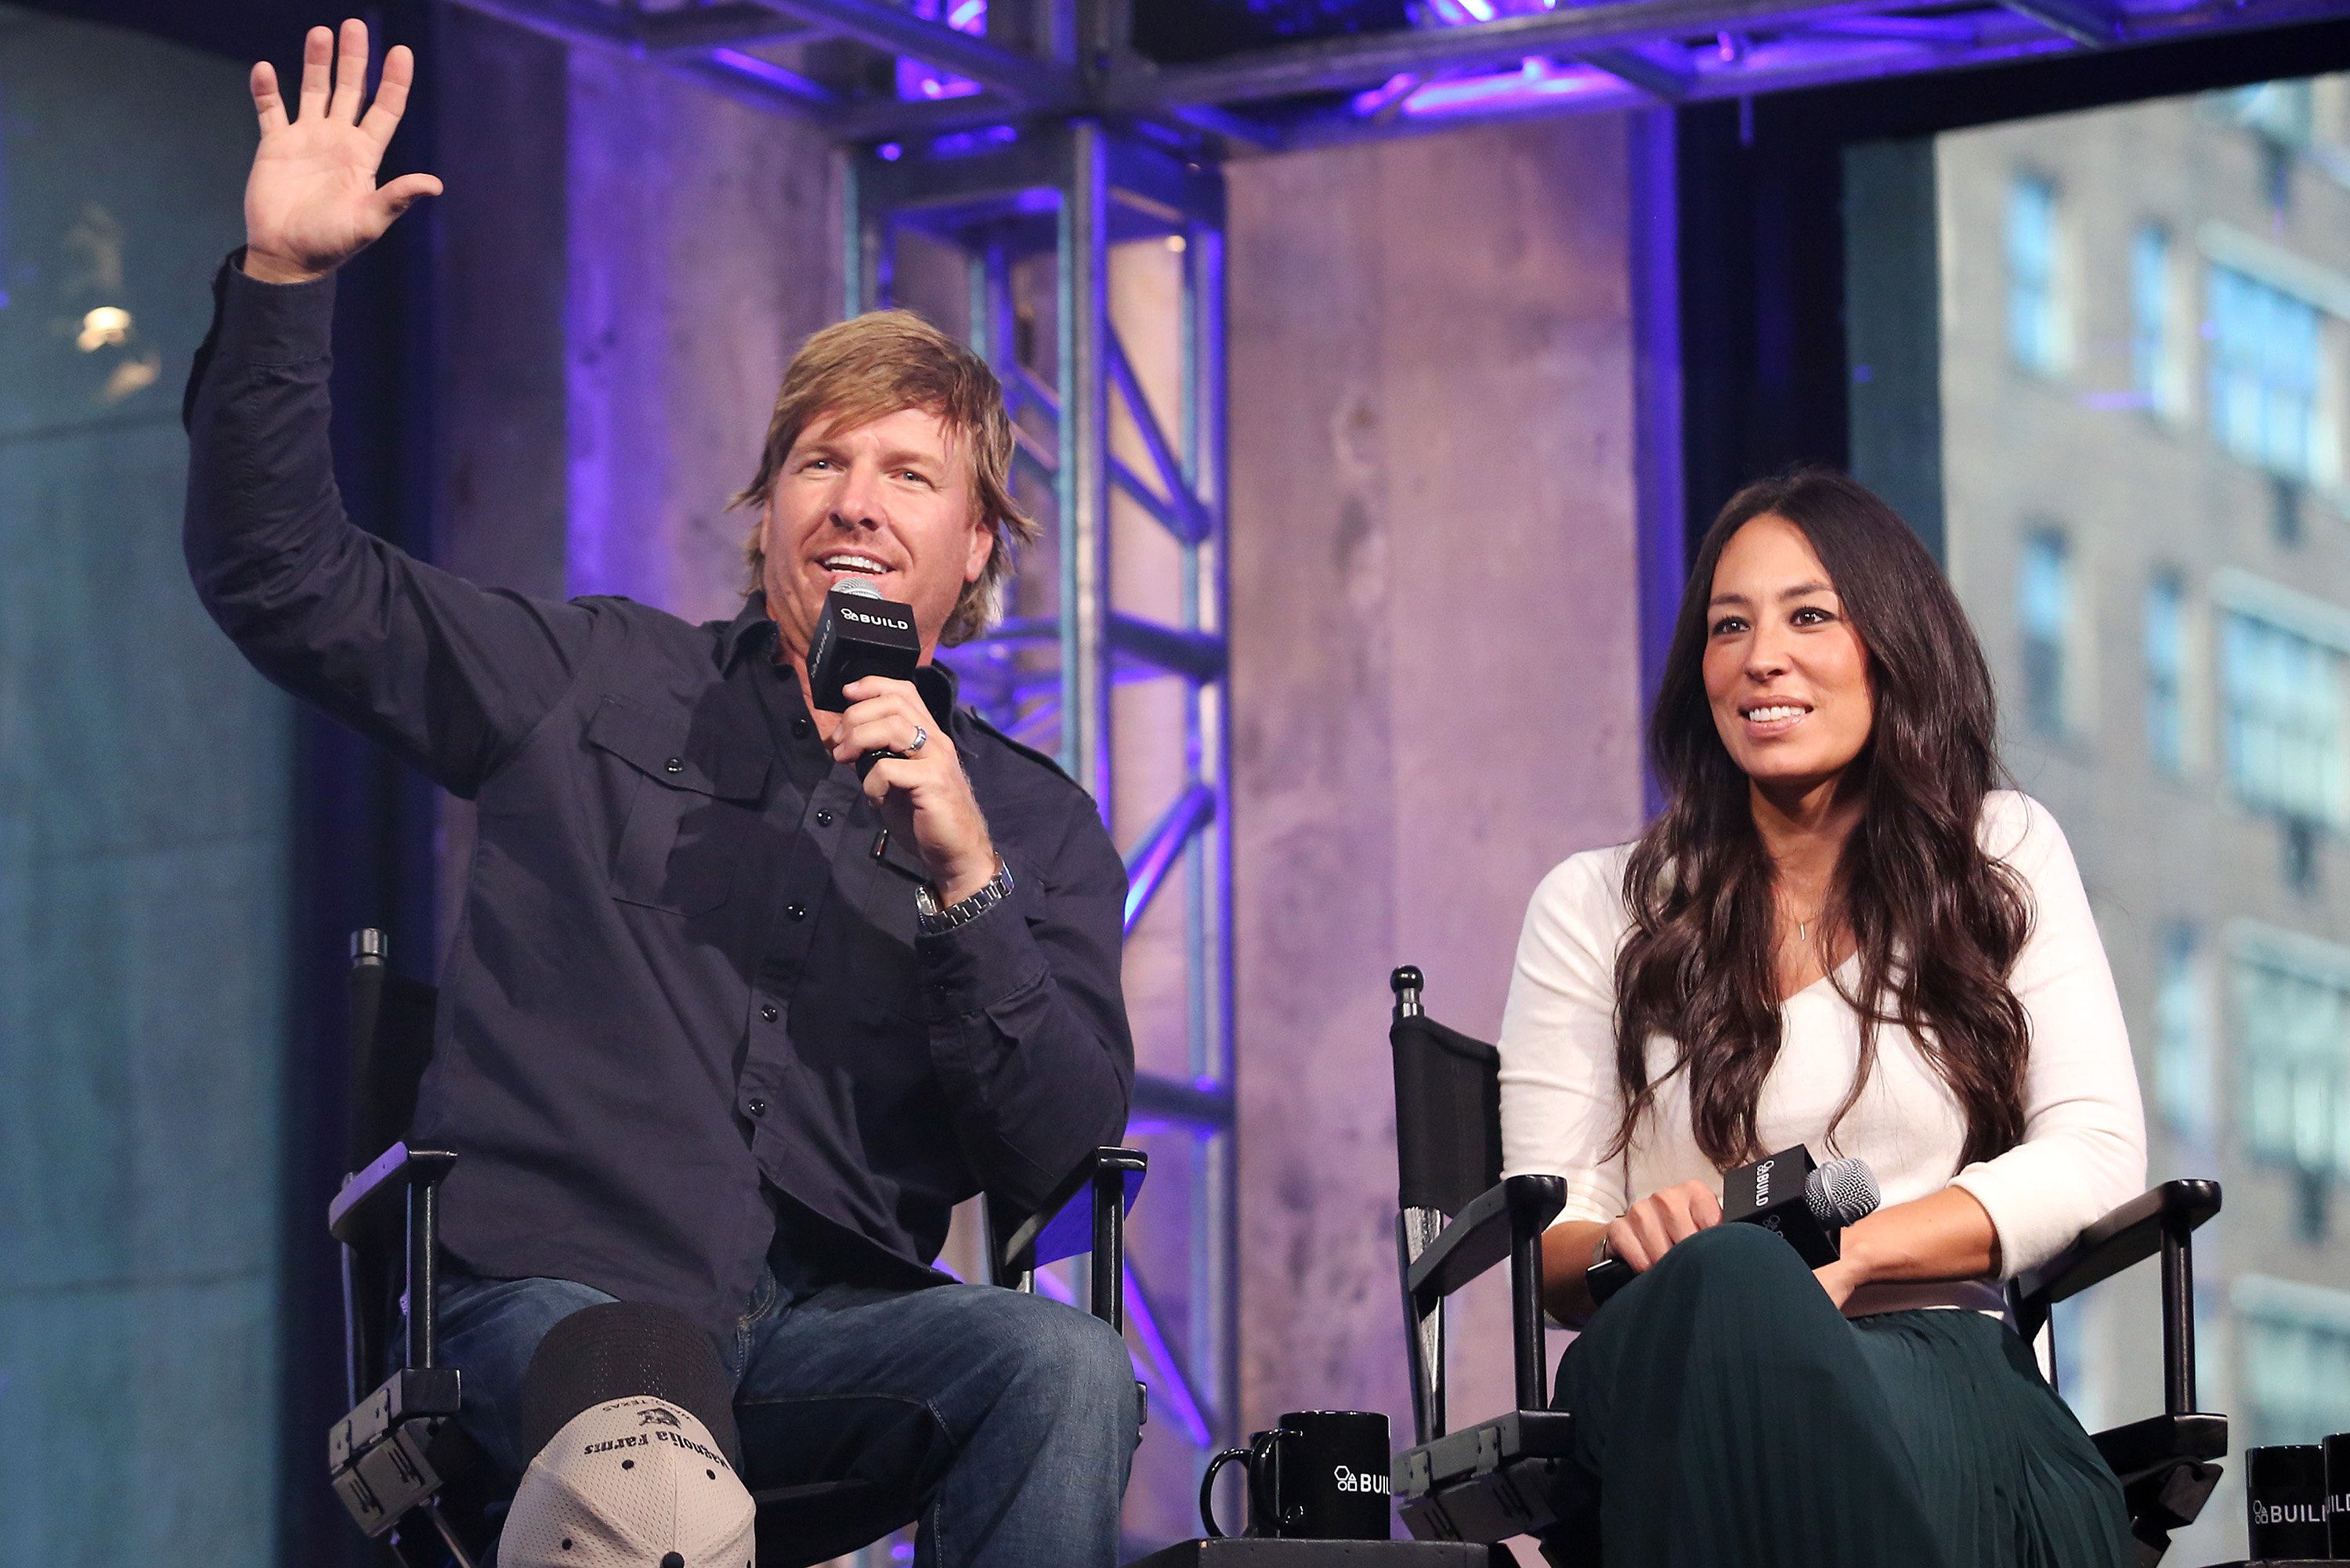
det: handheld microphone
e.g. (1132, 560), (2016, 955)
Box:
(806, 578), (920, 780)
(1585, 1147), (1880, 1307)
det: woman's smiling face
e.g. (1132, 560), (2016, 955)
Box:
(1701, 513), (1875, 794)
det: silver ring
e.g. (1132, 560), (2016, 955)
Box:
(907, 724), (929, 754)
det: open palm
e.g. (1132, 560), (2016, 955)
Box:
(244, 20), (440, 284)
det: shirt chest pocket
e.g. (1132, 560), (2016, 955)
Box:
(587, 697), (773, 916)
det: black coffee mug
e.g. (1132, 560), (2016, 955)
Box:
(2247, 1443), (2330, 1559)
(2326, 1431), (2350, 1557)
(1199, 1409), (1390, 1540)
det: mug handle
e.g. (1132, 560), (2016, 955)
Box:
(1200, 1446), (1252, 1538)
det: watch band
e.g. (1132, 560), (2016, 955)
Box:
(915, 857), (1014, 935)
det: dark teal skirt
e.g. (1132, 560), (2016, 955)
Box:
(1546, 1223), (2131, 1568)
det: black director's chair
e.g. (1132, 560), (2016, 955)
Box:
(1385, 963), (2228, 1568)
(326, 928), (1147, 1567)
(1386, 966), (1574, 1552)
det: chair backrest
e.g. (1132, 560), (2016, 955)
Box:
(347, 928), (440, 1175)
(342, 930), (442, 1411)
(1390, 966), (1503, 1220)
(1390, 963), (1506, 1445)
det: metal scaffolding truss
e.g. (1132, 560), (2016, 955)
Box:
(454, 0), (2345, 153)
(845, 121), (1239, 1475)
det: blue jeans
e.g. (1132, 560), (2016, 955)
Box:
(438, 1269), (1141, 1568)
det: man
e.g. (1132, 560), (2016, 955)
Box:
(187, 20), (1140, 1565)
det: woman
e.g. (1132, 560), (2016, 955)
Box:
(1497, 470), (2144, 1568)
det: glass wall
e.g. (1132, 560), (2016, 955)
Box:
(0, 7), (290, 1559)
(1907, 68), (2350, 1562)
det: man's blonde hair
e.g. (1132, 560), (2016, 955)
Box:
(732, 309), (1034, 647)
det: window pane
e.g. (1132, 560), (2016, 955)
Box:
(2020, 532), (2072, 735)
(2132, 225), (2186, 419)
(2146, 573), (2186, 773)
(2235, 937), (2350, 1183)
(2008, 176), (2063, 374)
(2238, 1276), (2350, 1448)
(2209, 266), (2321, 482)
(2157, 924), (2214, 1142)
(2222, 612), (2347, 826)
(2217, 80), (2317, 151)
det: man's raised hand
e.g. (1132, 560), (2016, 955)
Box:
(244, 20), (441, 285)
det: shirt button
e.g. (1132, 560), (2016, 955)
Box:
(760, 1003), (779, 1022)
(791, 717), (812, 739)
(786, 903), (807, 921)
(747, 1097), (768, 1117)
(815, 810), (833, 827)
(664, 757), (684, 774)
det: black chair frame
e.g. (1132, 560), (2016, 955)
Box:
(2014, 1180), (2227, 1567)
(1387, 966), (1574, 1550)
(326, 928), (1147, 1567)
(1384, 963), (2227, 1568)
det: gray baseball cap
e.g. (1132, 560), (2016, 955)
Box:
(499, 1302), (756, 1568)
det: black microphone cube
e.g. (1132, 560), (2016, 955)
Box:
(1723, 1145), (1840, 1268)
(808, 587), (920, 712)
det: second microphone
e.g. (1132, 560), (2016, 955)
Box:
(1585, 1145), (1882, 1308)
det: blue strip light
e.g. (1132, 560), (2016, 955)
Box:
(1124, 784), (1217, 937)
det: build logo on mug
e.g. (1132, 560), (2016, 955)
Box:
(1201, 1410), (1391, 1540)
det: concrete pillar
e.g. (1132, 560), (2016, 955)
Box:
(437, 5), (570, 602)
(1227, 113), (1649, 1450)
(566, 52), (841, 623)
(434, 23), (841, 945)
(438, 15), (846, 626)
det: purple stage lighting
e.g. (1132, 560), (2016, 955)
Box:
(896, 0), (988, 102)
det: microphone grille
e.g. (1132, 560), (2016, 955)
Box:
(832, 576), (884, 600)
(1803, 1157), (1882, 1227)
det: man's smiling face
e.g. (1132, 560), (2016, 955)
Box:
(759, 406), (993, 685)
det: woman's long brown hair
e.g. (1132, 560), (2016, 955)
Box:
(1612, 470), (2033, 1171)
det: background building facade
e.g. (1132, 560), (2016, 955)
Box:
(1936, 71), (2350, 1562)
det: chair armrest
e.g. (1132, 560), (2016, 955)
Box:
(2090, 1411), (2228, 1486)
(1406, 1174), (1565, 1309)
(2014, 1180), (2221, 1323)
(999, 1146), (1147, 1270)
(328, 1142), (459, 1246)
(1396, 1407), (1578, 1498)
(331, 1142), (461, 1377)
(990, 1147), (1147, 1332)
(329, 1366), (465, 1473)
(2092, 1411), (2229, 1559)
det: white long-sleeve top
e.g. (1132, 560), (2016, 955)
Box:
(1496, 790), (2146, 1317)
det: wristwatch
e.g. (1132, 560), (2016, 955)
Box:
(915, 856), (1014, 935)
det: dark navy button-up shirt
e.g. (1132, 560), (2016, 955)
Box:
(183, 261), (1134, 1342)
